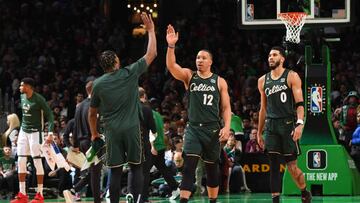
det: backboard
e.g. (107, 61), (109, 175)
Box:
(238, 0), (354, 29)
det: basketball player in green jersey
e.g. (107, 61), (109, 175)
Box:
(166, 24), (231, 203)
(12, 77), (54, 203)
(89, 13), (156, 203)
(257, 46), (312, 203)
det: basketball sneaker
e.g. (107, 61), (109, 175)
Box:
(10, 192), (28, 203)
(169, 188), (180, 200)
(30, 192), (44, 203)
(301, 190), (312, 203)
(125, 193), (134, 203)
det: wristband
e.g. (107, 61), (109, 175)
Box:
(168, 45), (175, 49)
(296, 119), (304, 126)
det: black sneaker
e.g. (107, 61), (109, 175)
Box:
(301, 190), (312, 203)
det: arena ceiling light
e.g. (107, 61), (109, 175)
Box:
(127, 0), (158, 18)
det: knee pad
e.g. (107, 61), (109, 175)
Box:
(33, 157), (44, 175)
(18, 156), (28, 173)
(205, 163), (219, 188)
(180, 155), (198, 191)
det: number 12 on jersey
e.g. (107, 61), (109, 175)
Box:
(203, 94), (213, 106)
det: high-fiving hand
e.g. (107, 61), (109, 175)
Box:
(141, 12), (154, 32)
(166, 24), (179, 46)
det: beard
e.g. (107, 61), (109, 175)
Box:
(269, 61), (280, 70)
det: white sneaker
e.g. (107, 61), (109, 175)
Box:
(125, 193), (134, 203)
(169, 188), (180, 200)
(63, 190), (74, 203)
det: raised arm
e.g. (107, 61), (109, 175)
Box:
(289, 71), (304, 141)
(142, 13), (157, 65)
(166, 24), (192, 88)
(257, 75), (267, 149)
(218, 77), (232, 142)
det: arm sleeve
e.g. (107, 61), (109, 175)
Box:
(40, 96), (54, 132)
(73, 107), (81, 148)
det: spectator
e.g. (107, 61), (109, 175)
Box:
(223, 131), (250, 193)
(350, 107), (360, 172)
(245, 128), (263, 153)
(0, 146), (16, 199)
(340, 91), (359, 151)
(2, 114), (20, 149)
(44, 133), (72, 194)
(240, 117), (252, 150)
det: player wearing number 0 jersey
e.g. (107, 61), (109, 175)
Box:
(257, 46), (311, 203)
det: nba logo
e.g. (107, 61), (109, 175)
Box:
(310, 87), (322, 113)
(313, 152), (321, 168)
(307, 150), (327, 170)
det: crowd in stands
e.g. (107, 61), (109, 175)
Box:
(0, 0), (360, 200)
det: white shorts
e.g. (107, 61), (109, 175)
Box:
(17, 129), (43, 157)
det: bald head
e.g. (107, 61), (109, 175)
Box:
(138, 87), (147, 101)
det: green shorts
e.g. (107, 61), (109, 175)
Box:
(264, 118), (300, 156)
(105, 125), (142, 167)
(183, 122), (221, 163)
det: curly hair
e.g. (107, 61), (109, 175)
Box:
(99, 50), (117, 72)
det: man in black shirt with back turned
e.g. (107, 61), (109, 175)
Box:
(64, 81), (102, 203)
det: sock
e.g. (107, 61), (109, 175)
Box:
(180, 198), (189, 203)
(20, 182), (26, 194)
(272, 195), (280, 203)
(37, 184), (43, 195)
(210, 198), (217, 203)
(301, 187), (307, 196)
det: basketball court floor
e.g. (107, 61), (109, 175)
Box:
(2, 194), (360, 203)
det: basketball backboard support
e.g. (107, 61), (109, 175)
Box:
(237, 0), (354, 29)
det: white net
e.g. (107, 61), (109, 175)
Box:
(278, 12), (307, 44)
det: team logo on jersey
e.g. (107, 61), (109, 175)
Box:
(23, 103), (30, 113)
(189, 83), (216, 92)
(210, 79), (216, 84)
(264, 84), (288, 97)
(280, 78), (285, 83)
(307, 84), (326, 115)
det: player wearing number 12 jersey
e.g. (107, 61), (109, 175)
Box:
(166, 24), (231, 203)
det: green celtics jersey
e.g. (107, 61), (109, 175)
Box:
(231, 114), (244, 135)
(263, 69), (295, 119)
(152, 110), (166, 151)
(20, 92), (54, 133)
(188, 72), (220, 123)
(90, 58), (147, 131)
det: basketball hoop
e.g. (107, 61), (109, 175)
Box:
(278, 12), (307, 44)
